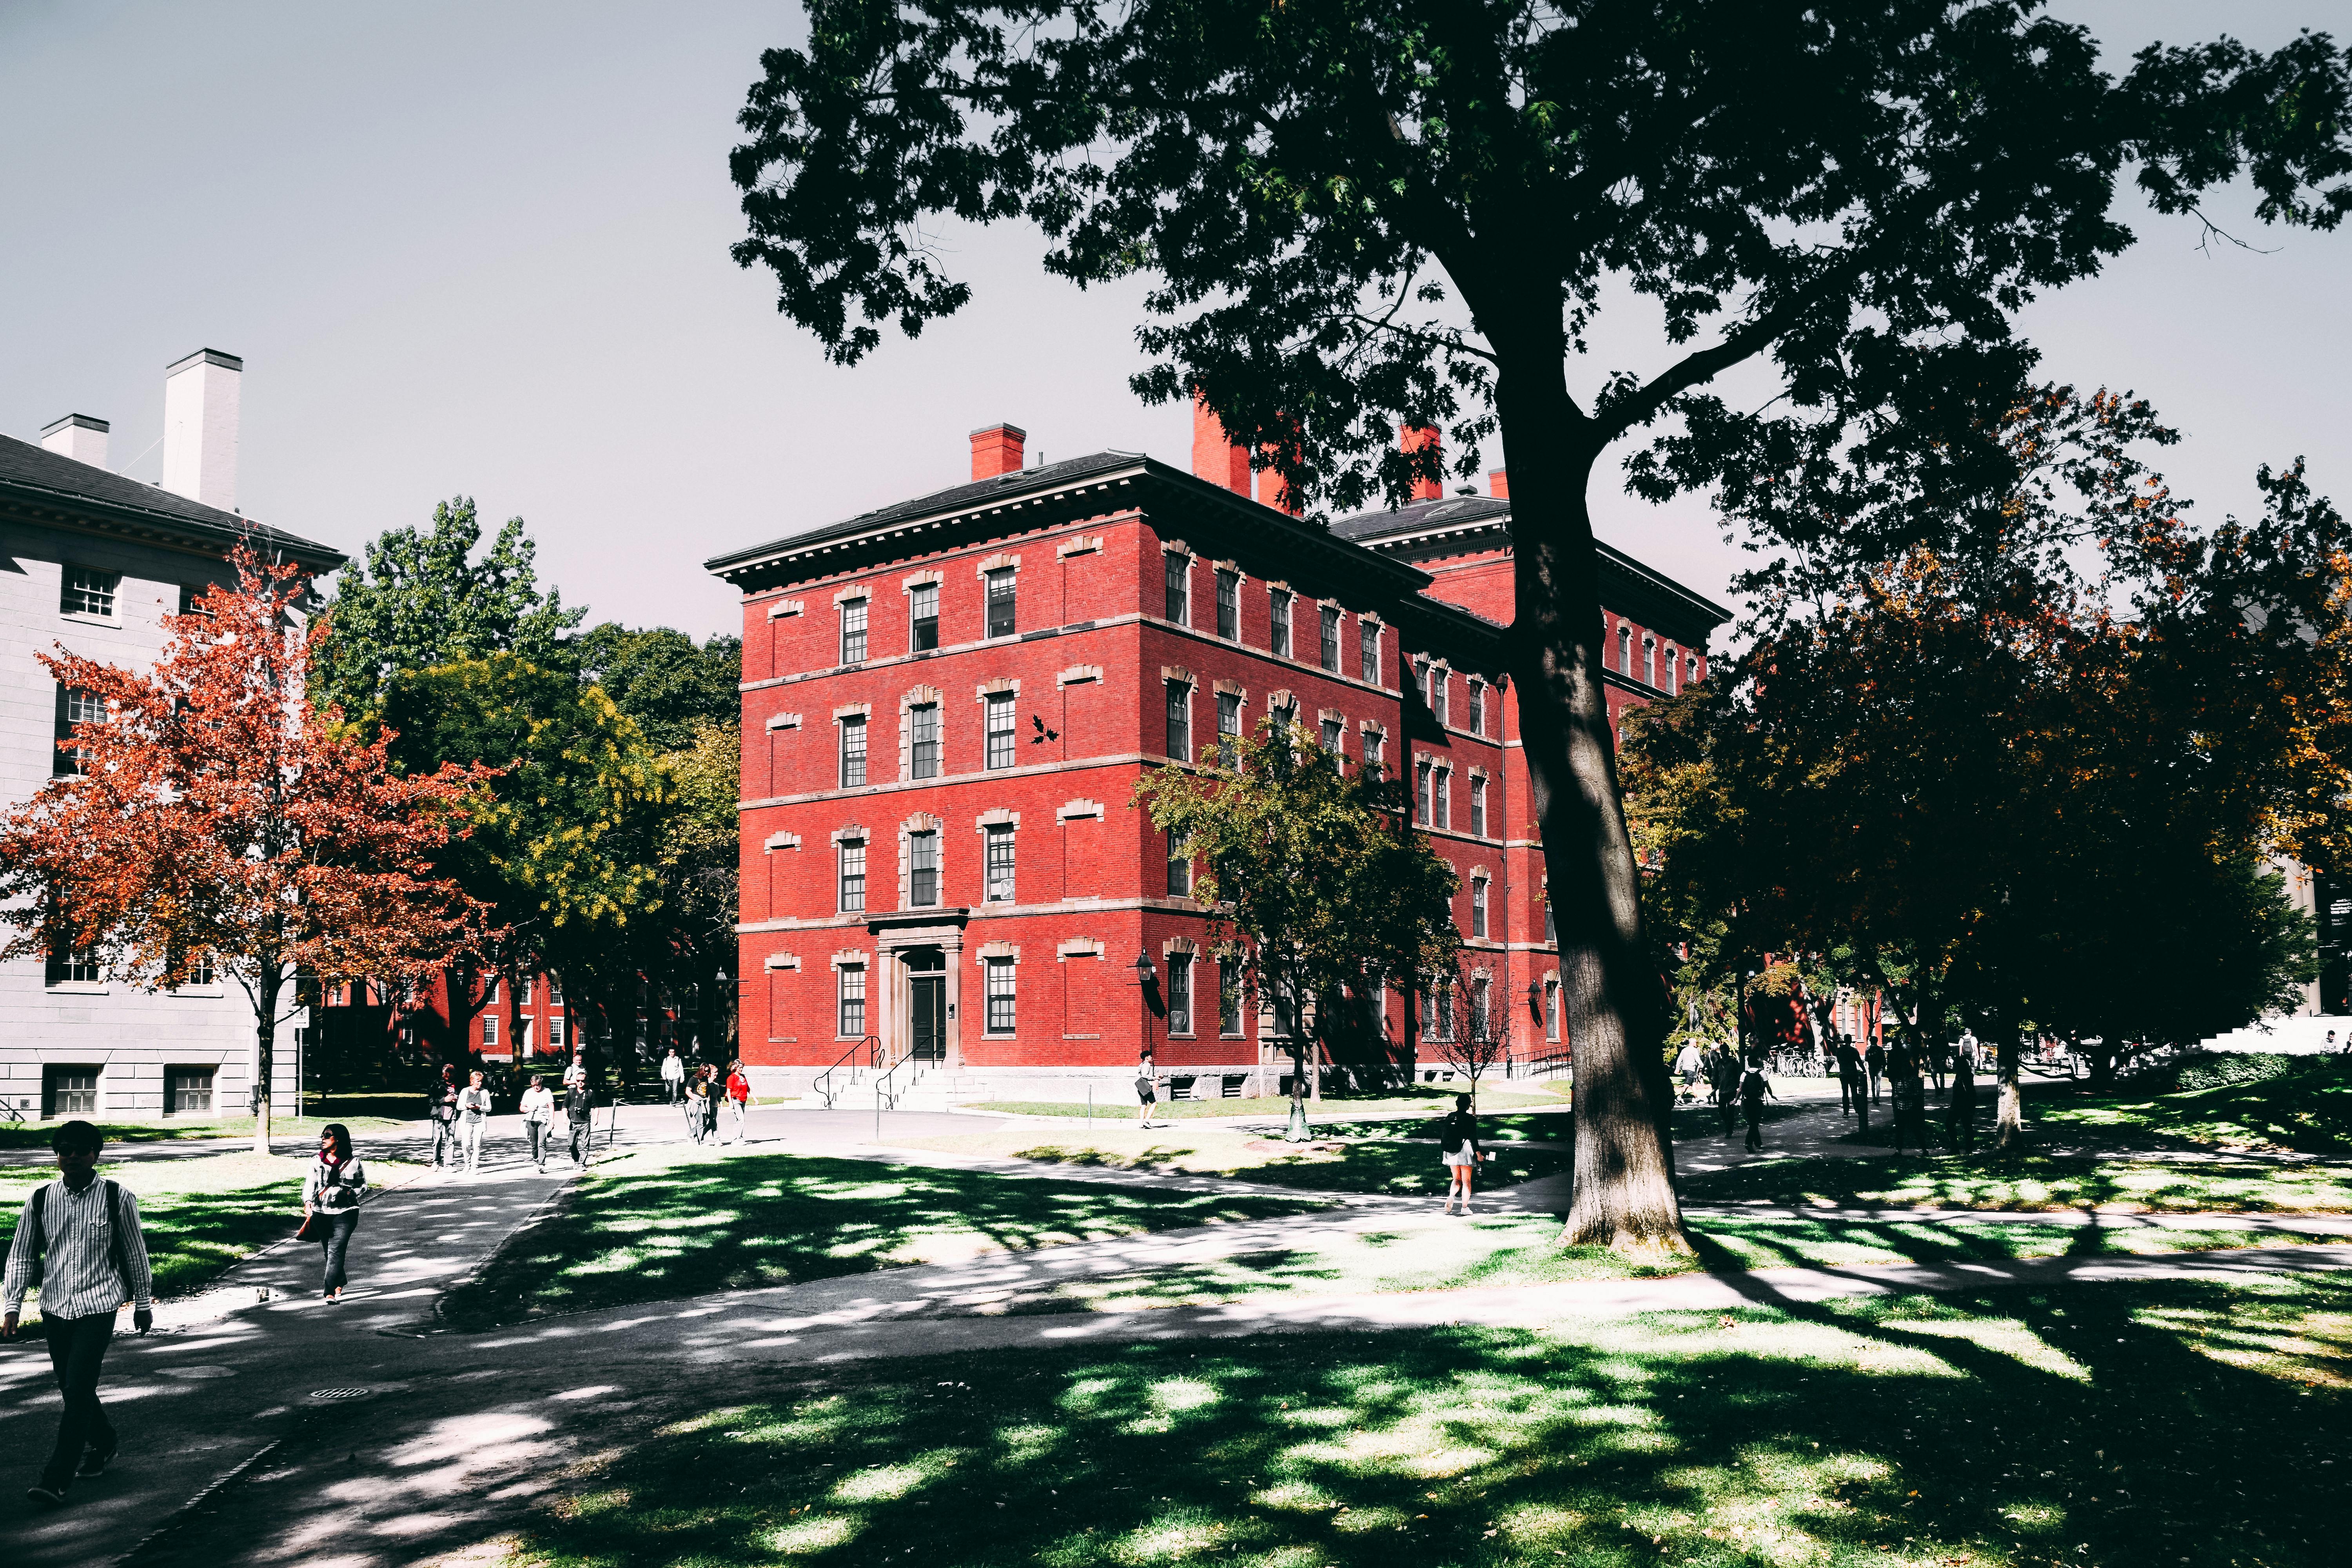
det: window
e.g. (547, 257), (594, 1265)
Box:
(840, 597), (869, 664)
(1663, 645), (1678, 694)
(1167, 830), (1190, 897)
(549, 1016), (566, 1049)
(165, 1066), (214, 1116)
(1216, 568), (1239, 640)
(185, 950), (216, 988)
(909, 831), (940, 907)
(1687, 653), (1699, 688)
(984, 824), (1015, 902)
(1359, 622), (1381, 684)
(1471, 878), (1489, 938)
(1167, 953), (1194, 1035)
(43, 1066), (100, 1118)
(1319, 604), (1340, 671)
(839, 965), (868, 1037)
(1164, 553), (1190, 624)
(482, 975), (501, 1004)
(548, 975), (562, 1004)
(1165, 682), (1190, 762)
(985, 568), (1016, 639)
(838, 840), (867, 912)
(1431, 668), (1449, 728)
(54, 684), (101, 775)
(1471, 777), (1488, 838)
(910, 702), (941, 779)
(1273, 981), (1298, 1039)
(1543, 901), (1556, 944)
(1545, 980), (1561, 1041)
(1433, 768), (1450, 829)
(481, 1014), (499, 1049)
(1216, 691), (1241, 763)
(1220, 962), (1244, 1035)
(985, 692), (1015, 769)
(1424, 984), (1455, 1041)
(1644, 636), (1656, 686)
(1471, 976), (1492, 1041)
(61, 566), (118, 618)
(1320, 717), (1343, 753)
(1415, 761), (1432, 825)
(45, 948), (101, 986)
(1270, 589), (1292, 657)
(520, 975), (535, 1004)
(840, 716), (867, 786)
(178, 583), (214, 619)
(909, 582), (940, 652)
(985, 958), (1016, 1034)
(1618, 623), (1632, 673)
(1363, 728), (1383, 775)
(1467, 680), (1485, 736)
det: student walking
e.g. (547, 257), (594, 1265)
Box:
(565, 1077), (595, 1167)
(661, 1046), (686, 1104)
(1672, 1041), (1704, 1103)
(1863, 1037), (1887, 1105)
(724, 1062), (754, 1144)
(3, 1121), (154, 1509)
(426, 1064), (461, 1168)
(1439, 1095), (1490, 1213)
(1739, 1060), (1778, 1152)
(1946, 1047), (1979, 1154)
(1888, 1045), (1930, 1156)
(456, 1070), (493, 1174)
(1835, 1039), (1864, 1117)
(519, 1077), (556, 1171)
(679, 1059), (705, 1140)
(1135, 1060), (1159, 1128)
(561, 1051), (587, 1092)
(700, 1065), (723, 1144)
(301, 1124), (368, 1301)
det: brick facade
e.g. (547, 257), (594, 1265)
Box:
(709, 419), (1728, 1098)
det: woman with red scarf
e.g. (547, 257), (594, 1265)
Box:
(300, 1123), (369, 1302)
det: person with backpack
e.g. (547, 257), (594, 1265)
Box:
(3, 1120), (154, 1508)
(455, 1069), (494, 1174)
(518, 1076), (556, 1172)
(724, 1061), (754, 1144)
(564, 1075), (595, 1166)
(301, 1123), (368, 1302)
(1739, 1059), (1779, 1153)
(426, 1063), (461, 1169)
(1946, 1046), (1979, 1154)
(1439, 1094), (1491, 1214)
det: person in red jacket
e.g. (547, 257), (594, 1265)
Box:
(724, 1062), (755, 1145)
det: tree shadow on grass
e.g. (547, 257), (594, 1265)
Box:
(1680, 1150), (2352, 1212)
(439, 1153), (1329, 1327)
(493, 1271), (2349, 1568)
(0, 1173), (303, 1302)
(1012, 1138), (1572, 1196)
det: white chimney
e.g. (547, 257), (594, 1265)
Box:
(162, 348), (242, 512)
(39, 414), (110, 469)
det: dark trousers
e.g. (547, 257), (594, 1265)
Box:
(1947, 1096), (1977, 1153)
(317, 1210), (359, 1292)
(41, 1311), (117, 1490)
(568, 1116), (592, 1164)
(429, 1118), (457, 1166)
(1839, 1074), (1861, 1114)
(1743, 1104), (1764, 1152)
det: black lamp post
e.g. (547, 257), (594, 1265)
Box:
(1132, 952), (1157, 1069)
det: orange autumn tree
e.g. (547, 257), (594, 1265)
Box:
(0, 546), (494, 1153)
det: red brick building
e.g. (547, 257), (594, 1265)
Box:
(706, 414), (1728, 1101)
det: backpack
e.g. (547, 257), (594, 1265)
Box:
(25, 1179), (131, 1293)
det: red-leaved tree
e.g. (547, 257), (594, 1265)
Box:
(0, 546), (494, 1152)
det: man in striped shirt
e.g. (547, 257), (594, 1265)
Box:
(3, 1120), (153, 1508)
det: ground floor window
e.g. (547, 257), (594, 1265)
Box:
(165, 1065), (215, 1116)
(985, 959), (1016, 1034)
(43, 1065), (99, 1118)
(839, 965), (868, 1038)
(45, 948), (101, 987)
(1545, 981), (1561, 1042)
(481, 1014), (499, 1049)
(1219, 962), (1244, 1036)
(1167, 954), (1194, 1035)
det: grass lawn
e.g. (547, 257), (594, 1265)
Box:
(2028, 1056), (2352, 1154)
(893, 1126), (1574, 1196)
(0, 1103), (410, 1151)
(0, 1151), (417, 1313)
(964, 1084), (1570, 1120)
(439, 1146), (1331, 1327)
(499, 1270), (2350, 1568)
(1682, 1150), (2352, 1212)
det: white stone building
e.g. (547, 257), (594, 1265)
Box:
(0, 350), (344, 1122)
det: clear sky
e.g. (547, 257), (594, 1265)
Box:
(3, 1), (2345, 643)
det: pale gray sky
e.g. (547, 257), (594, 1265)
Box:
(3, 1), (2345, 642)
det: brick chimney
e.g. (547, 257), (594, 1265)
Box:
(1488, 469), (1509, 499)
(40, 414), (109, 469)
(1191, 391), (1251, 495)
(970, 423), (1027, 480)
(1260, 448), (1300, 516)
(1401, 423), (1442, 501)
(163, 348), (242, 512)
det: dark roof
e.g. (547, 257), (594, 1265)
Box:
(1330, 494), (1512, 542)
(0, 432), (345, 570)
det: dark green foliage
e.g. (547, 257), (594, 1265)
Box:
(575, 623), (744, 752)
(2168, 1052), (2305, 1094)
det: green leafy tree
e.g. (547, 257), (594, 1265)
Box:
(577, 625), (745, 753)
(1134, 717), (1460, 1140)
(314, 497), (584, 717)
(728, 0), (2352, 1253)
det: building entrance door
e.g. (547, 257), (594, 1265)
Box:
(902, 947), (948, 1062)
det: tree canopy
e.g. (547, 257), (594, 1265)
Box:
(576, 624), (744, 752)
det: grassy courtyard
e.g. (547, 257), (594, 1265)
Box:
(499, 1270), (2348, 1568)
(2027, 1054), (2352, 1155)
(1681, 1150), (2352, 1213)
(894, 1124), (1574, 1195)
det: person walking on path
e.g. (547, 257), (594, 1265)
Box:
(1711, 1048), (1741, 1137)
(1439, 1095), (1490, 1214)
(519, 1077), (556, 1172)
(426, 1063), (461, 1169)
(1672, 1041), (1704, 1103)
(3, 1120), (153, 1509)
(564, 1076), (595, 1167)
(1739, 1059), (1779, 1153)
(1946, 1046), (1979, 1154)
(1136, 1060), (1160, 1129)
(300, 1123), (368, 1302)
(661, 1046), (686, 1105)
(724, 1062), (754, 1144)
(1835, 1039), (1864, 1117)
(562, 1051), (587, 1092)
(677, 1059), (704, 1142)
(1926, 1037), (1948, 1096)
(1888, 1044), (1930, 1156)
(455, 1070), (493, 1174)
(1863, 1037), (1887, 1105)
(682, 1065), (712, 1145)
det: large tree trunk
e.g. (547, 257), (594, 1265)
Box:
(1497, 342), (1689, 1259)
(1995, 1025), (2025, 1149)
(251, 981), (277, 1157)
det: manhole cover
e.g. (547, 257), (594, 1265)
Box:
(308, 1387), (373, 1401)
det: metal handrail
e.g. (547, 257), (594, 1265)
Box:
(814, 1035), (881, 1108)
(873, 1045), (929, 1112)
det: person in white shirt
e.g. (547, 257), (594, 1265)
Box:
(456, 1070), (494, 1174)
(518, 1077), (556, 1172)
(561, 1052), (587, 1091)
(660, 1047), (686, 1105)
(3, 1121), (153, 1508)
